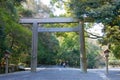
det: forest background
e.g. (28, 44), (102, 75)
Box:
(0, 0), (120, 73)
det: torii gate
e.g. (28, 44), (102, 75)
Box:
(19, 17), (87, 73)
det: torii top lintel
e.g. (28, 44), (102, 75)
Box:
(19, 17), (79, 24)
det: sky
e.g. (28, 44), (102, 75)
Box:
(87, 23), (103, 36)
(40, 0), (50, 6)
(40, 0), (65, 16)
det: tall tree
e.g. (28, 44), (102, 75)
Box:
(21, 0), (51, 18)
(20, 0), (60, 65)
(51, 0), (120, 59)
(0, 0), (32, 66)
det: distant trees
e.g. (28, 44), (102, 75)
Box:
(0, 0), (33, 73)
(69, 0), (120, 59)
(37, 32), (59, 65)
(50, 0), (120, 59)
(2, 0), (119, 73)
(0, 0), (55, 68)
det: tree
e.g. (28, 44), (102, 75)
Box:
(53, 0), (120, 59)
(21, 0), (59, 65)
(86, 39), (102, 68)
(0, 20), (6, 63)
(0, 0), (32, 67)
(37, 32), (59, 65)
(55, 32), (80, 67)
(20, 0), (51, 18)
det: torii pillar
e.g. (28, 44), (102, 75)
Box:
(79, 21), (87, 73)
(31, 22), (38, 72)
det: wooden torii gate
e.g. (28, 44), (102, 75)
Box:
(19, 17), (87, 73)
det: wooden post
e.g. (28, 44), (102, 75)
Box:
(31, 22), (38, 72)
(104, 49), (110, 74)
(106, 57), (109, 74)
(79, 21), (87, 73)
(5, 58), (8, 74)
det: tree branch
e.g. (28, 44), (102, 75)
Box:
(85, 30), (103, 39)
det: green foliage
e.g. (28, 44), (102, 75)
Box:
(111, 45), (120, 59)
(0, 0), (115, 70)
(20, 9), (33, 17)
(67, 0), (120, 59)
(68, 0), (120, 23)
(55, 32), (102, 68)
(56, 32), (80, 67)
(0, 24), (6, 62)
(38, 33), (59, 65)
(0, 0), (32, 67)
(109, 60), (120, 67)
(99, 25), (120, 59)
(86, 41), (101, 68)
